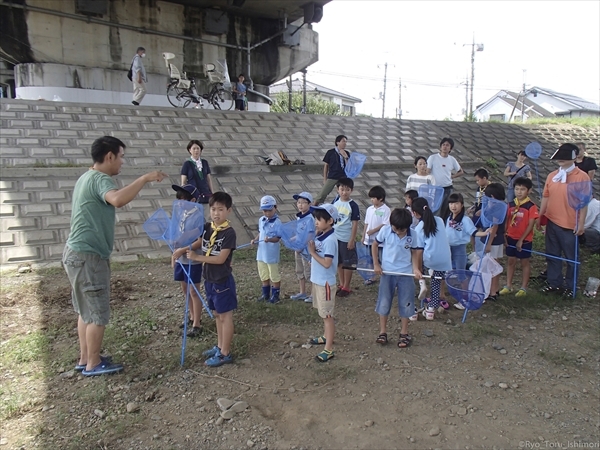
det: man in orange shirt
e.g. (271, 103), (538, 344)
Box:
(537, 144), (590, 297)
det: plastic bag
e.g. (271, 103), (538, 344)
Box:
(469, 254), (503, 298)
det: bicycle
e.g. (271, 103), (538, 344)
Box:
(163, 53), (234, 110)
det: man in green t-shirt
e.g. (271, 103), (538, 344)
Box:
(63, 136), (167, 376)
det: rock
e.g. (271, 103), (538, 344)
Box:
(544, 413), (552, 419)
(410, 437), (416, 443)
(423, 329), (434, 337)
(365, 420), (374, 427)
(376, 358), (384, 365)
(217, 398), (235, 411)
(301, 344), (312, 349)
(216, 416), (224, 425)
(230, 401), (249, 413)
(289, 387), (296, 393)
(221, 409), (236, 420)
(509, 310), (516, 315)
(484, 381), (494, 388)
(126, 402), (140, 413)
(18, 266), (31, 274)
(59, 370), (75, 379)
(0, 437), (7, 445)
(151, 415), (161, 421)
(457, 407), (467, 416)
(499, 383), (509, 389)
(247, 440), (255, 448)
(163, 293), (173, 298)
(94, 409), (105, 419)
(289, 341), (301, 348)
(145, 389), (157, 402)
(492, 343), (503, 350)
(429, 426), (441, 436)
(499, 349), (507, 355)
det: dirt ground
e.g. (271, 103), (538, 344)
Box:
(1, 251), (599, 450)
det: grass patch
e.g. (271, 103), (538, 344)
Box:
(525, 117), (600, 129)
(468, 322), (501, 337)
(538, 349), (578, 366)
(0, 331), (50, 366)
(238, 299), (317, 327)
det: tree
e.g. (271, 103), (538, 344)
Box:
(271, 92), (349, 116)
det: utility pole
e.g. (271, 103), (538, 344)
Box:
(381, 62), (388, 119)
(301, 69), (307, 114)
(520, 69), (526, 123)
(398, 77), (402, 120)
(287, 75), (293, 112)
(464, 76), (469, 121)
(463, 36), (484, 121)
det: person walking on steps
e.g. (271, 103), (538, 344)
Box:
(131, 47), (147, 106)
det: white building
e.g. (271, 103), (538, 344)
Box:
(474, 87), (600, 122)
(269, 78), (361, 116)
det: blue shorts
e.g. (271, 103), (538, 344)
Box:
(375, 274), (415, 319)
(505, 236), (532, 259)
(174, 262), (203, 283)
(205, 275), (237, 314)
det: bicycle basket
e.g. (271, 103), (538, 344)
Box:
(279, 219), (315, 253)
(446, 269), (486, 310)
(418, 185), (444, 212)
(344, 152), (367, 179)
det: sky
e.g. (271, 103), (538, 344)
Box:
(304, 1), (600, 120)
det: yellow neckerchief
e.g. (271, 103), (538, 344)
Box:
(510, 196), (530, 227)
(476, 181), (490, 206)
(205, 220), (230, 256)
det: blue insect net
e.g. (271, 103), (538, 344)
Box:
(418, 185), (444, 212)
(345, 152), (367, 179)
(446, 269), (486, 311)
(525, 141), (542, 159)
(355, 243), (375, 281)
(567, 180), (594, 297)
(279, 219), (315, 252)
(480, 196), (508, 228)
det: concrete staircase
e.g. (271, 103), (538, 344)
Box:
(1, 99), (598, 267)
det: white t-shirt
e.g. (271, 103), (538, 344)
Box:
(584, 198), (600, 233)
(426, 153), (461, 188)
(363, 203), (391, 246)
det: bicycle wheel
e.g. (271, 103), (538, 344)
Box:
(210, 88), (234, 110)
(167, 81), (192, 108)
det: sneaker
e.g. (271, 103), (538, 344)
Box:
(131, 101), (139, 106)
(499, 286), (513, 295)
(409, 307), (418, 321)
(540, 285), (563, 295)
(290, 292), (308, 301)
(422, 307), (435, 321)
(179, 318), (193, 329)
(364, 279), (375, 286)
(202, 345), (220, 358)
(454, 302), (466, 310)
(562, 289), (575, 299)
(205, 353), (233, 367)
(186, 326), (203, 338)
(304, 296), (313, 303)
(82, 361), (124, 377)
(515, 288), (527, 297)
(75, 355), (112, 372)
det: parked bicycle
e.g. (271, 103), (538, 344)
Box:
(162, 53), (234, 110)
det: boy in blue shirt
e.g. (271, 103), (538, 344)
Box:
(290, 192), (315, 302)
(372, 208), (419, 348)
(333, 178), (361, 297)
(307, 204), (339, 362)
(251, 195), (282, 303)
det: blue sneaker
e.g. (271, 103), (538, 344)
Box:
(202, 345), (220, 358)
(304, 296), (313, 303)
(82, 361), (124, 377)
(205, 353), (233, 367)
(290, 292), (308, 301)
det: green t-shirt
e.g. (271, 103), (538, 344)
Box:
(66, 170), (117, 259)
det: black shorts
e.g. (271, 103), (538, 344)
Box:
(505, 236), (532, 259)
(338, 240), (358, 267)
(235, 99), (245, 110)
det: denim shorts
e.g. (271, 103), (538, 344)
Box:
(205, 274), (237, 314)
(375, 274), (415, 319)
(174, 262), (203, 283)
(62, 246), (111, 326)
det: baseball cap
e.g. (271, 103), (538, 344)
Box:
(293, 191), (314, 203)
(172, 184), (200, 200)
(260, 195), (277, 210)
(310, 204), (339, 221)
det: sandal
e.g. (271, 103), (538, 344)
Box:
(375, 333), (388, 344)
(398, 334), (412, 349)
(316, 349), (335, 362)
(439, 300), (450, 310)
(310, 335), (326, 345)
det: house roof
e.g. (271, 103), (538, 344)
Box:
(533, 87), (600, 113)
(270, 78), (362, 103)
(476, 90), (554, 118)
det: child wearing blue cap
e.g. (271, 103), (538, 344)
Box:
(251, 195), (282, 303)
(307, 203), (339, 362)
(290, 192), (315, 302)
